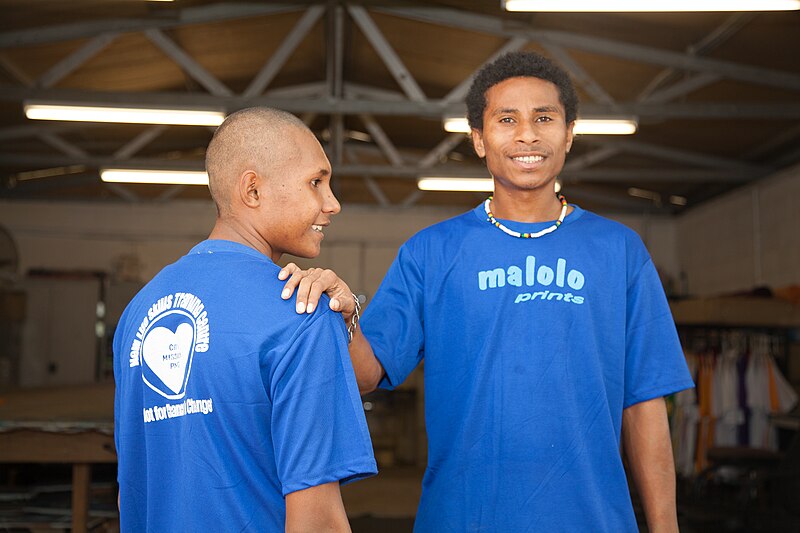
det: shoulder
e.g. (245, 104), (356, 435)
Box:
(574, 208), (638, 237)
(402, 209), (478, 253)
(573, 208), (649, 251)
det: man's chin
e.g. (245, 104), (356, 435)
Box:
(289, 246), (321, 260)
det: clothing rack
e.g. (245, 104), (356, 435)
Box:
(670, 327), (798, 478)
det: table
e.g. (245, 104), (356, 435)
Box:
(0, 383), (116, 532)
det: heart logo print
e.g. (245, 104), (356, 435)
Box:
(142, 322), (194, 395)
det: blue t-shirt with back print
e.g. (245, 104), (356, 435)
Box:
(114, 239), (376, 532)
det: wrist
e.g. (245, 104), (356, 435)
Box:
(345, 293), (361, 343)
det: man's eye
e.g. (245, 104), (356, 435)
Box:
(536, 116), (553, 122)
(500, 117), (514, 123)
(311, 179), (321, 187)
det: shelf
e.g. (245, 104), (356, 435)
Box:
(670, 297), (800, 328)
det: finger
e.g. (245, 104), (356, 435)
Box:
(294, 269), (322, 313)
(305, 279), (328, 314)
(278, 262), (299, 281)
(280, 269), (307, 300)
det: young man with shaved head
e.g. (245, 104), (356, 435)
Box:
(283, 52), (693, 532)
(114, 107), (376, 532)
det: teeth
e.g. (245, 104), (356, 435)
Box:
(312, 225), (323, 233)
(513, 155), (543, 164)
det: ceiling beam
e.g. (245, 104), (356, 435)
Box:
(0, 53), (34, 86)
(377, 6), (800, 93)
(643, 73), (720, 104)
(588, 138), (767, 172)
(103, 182), (140, 203)
(418, 133), (466, 168)
(400, 189), (424, 208)
(638, 13), (754, 102)
(0, 3), (303, 49)
(561, 168), (758, 182)
(37, 33), (118, 88)
(144, 29), (232, 97)
(113, 125), (168, 159)
(348, 5), (427, 102)
(565, 186), (664, 212)
(442, 36), (529, 105)
(363, 177), (391, 207)
(563, 147), (620, 172)
(359, 114), (404, 166)
(243, 5), (325, 98)
(7, 87), (800, 120)
(541, 43), (616, 105)
(38, 132), (88, 158)
(0, 152), (761, 183)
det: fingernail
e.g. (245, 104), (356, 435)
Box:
(306, 303), (315, 313)
(278, 270), (286, 280)
(330, 298), (339, 310)
(281, 288), (290, 299)
(296, 302), (305, 313)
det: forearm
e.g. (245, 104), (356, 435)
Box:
(622, 397), (679, 533)
(285, 482), (351, 533)
(348, 330), (385, 394)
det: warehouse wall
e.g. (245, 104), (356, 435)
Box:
(0, 199), (679, 296)
(676, 163), (800, 296)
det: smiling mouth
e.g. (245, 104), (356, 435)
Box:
(512, 155), (544, 164)
(312, 225), (324, 233)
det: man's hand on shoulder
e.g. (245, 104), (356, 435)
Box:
(279, 263), (383, 393)
(279, 263), (356, 321)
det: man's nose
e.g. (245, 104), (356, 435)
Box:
(324, 187), (341, 215)
(515, 119), (539, 144)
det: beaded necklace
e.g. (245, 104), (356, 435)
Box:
(484, 194), (568, 239)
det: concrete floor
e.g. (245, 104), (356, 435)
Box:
(3, 464), (800, 532)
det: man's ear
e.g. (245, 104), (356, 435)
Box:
(565, 121), (575, 154)
(238, 170), (260, 208)
(471, 128), (486, 158)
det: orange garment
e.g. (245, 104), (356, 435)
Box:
(767, 359), (780, 413)
(695, 356), (716, 473)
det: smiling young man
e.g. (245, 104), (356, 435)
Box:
(114, 107), (376, 532)
(283, 52), (693, 532)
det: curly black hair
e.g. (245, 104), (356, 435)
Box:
(465, 51), (579, 130)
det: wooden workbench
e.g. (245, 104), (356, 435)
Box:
(0, 383), (116, 532)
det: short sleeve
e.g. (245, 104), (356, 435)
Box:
(624, 257), (694, 408)
(360, 244), (425, 390)
(113, 305), (130, 456)
(269, 309), (377, 495)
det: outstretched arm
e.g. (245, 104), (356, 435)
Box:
(279, 264), (385, 393)
(285, 481), (350, 533)
(622, 396), (679, 533)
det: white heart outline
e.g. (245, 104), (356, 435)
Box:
(139, 309), (196, 400)
(143, 323), (193, 394)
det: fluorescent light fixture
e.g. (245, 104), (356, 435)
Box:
(101, 169), (208, 185)
(628, 187), (661, 201)
(503, 0), (799, 11)
(669, 195), (688, 206)
(25, 103), (225, 126)
(443, 116), (637, 135)
(418, 177), (494, 192)
(573, 118), (637, 135)
(443, 116), (471, 134)
(15, 165), (87, 181)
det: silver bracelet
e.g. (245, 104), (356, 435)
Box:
(347, 293), (361, 343)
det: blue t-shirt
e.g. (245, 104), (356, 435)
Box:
(361, 204), (693, 532)
(114, 239), (377, 532)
